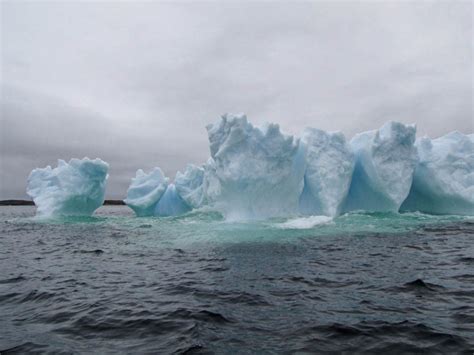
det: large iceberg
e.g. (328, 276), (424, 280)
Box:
(401, 132), (474, 215)
(343, 121), (417, 213)
(206, 114), (306, 220)
(122, 114), (472, 219)
(124, 168), (169, 217)
(27, 158), (109, 216)
(298, 128), (354, 217)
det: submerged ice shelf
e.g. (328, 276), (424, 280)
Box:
(26, 114), (473, 218)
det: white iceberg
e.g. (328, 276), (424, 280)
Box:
(121, 115), (471, 219)
(206, 113), (306, 220)
(401, 132), (474, 215)
(125, 167), (194, 217)
(298, 128), (354, 217)
(27, 158), (108, 216)
(343, 121), (417, 213)
(124, 168), (169, 217)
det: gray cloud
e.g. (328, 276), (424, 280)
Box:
(1, 0), (472, 199)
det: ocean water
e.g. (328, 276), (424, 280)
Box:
(1, 206), (473, 354)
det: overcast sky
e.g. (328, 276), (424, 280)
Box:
(1, 0), (472, 199)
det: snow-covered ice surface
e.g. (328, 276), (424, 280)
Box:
(343, 121), (417, 213)
(27, 158), (108, 217)
(299, 128), (354, 217)
(124, 168), (169, 217)
(401, 132), (474, 215)
(206, 114), (306, 220)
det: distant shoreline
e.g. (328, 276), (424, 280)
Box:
(0, 200), (125, 206)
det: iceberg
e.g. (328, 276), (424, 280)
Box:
(27, 158), (108, 216)
(124, 168), (169, 217)
(298, 128), (354, 217)
(121, 114), (471, 219)
(125, 166), (196, 217)
(401, 132), (474, 215)
(206, 114), (306, 220)
(343, 121), (417, 213)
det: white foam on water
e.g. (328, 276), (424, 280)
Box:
(276, 215), (333, 229)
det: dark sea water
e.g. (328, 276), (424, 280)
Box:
(1, 206), (473, 354)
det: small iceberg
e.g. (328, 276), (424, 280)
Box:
(27, 158), (109, 217)
(124, 168), (169, 217)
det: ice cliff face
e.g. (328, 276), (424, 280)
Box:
(201, 158), (221, 205)
(206, 114), (306, 220)
(27, 158), (108, 216)
(343, 121), (418, 213)
(298, 128), (354, 217)
(174, 164), (205, 209)
(401, 132), (474, 215)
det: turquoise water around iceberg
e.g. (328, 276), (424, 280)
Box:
(26, 206), (471, 237)
(1, 206), (473, 353)
(28, 206), (472, 247)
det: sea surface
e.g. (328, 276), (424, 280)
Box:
(1, 206), (473, 354)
